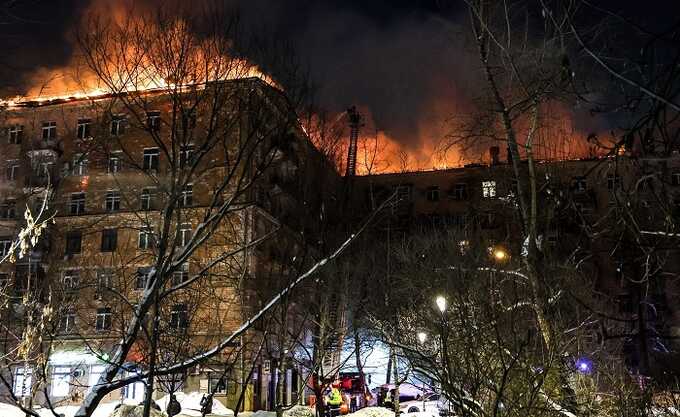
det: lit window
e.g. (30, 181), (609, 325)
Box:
(138, 227), (154, 250)
(105, 190), (121, 212)
(96, 269), (113, 299)
(71, 154), (88, 176)
(110, 114), (126, 136)
(70, 192), (86, 215)
(143, 148), (160, 172)
(42, 121), (57, 140)
(8, 125), (23, 144)
(170, 304), (188, 329)
(180, 184), (193, 207)
(95, 308), (112, 331)
(101, 228), (118, 252)
(76, 118), (92, 139)
(146, 111), (161, 132)
(62, 269), (80, 291)
(482, 181), (496, 198)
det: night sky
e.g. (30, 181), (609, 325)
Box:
(1, 0), (678, 157)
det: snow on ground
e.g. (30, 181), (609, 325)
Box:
(156, 392), (234, 416)
(347, 407), (397, 417)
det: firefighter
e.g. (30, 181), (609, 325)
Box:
(326, 382), (343, 417)
(383, 388), (395, 411)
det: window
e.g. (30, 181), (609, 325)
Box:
(8, 125), (23, 144)
(0, 237), (12, 257)
(138, 227), (154, 249)
(59, 309), (76, 333)
(62, 269), (80, 290)
(209, 375), (227, 394)
(143, 148), (160, 172)
(672, 172), (680, 187)
(451, 183), (467, 200)
(482, 181), (497, 198)
(110, 115), (126, 136)
(607, 174), (621, 190)
(573, 177), (587, 193)
(96, 308), (112, 331)
(72, 153), (88, 176)
(76, 118), (92, 139)
(96, 269), (113, 299)
(88, 365), (106, 392)
(13, 367), (32, 397)
(179, 223), (192, 247)
(182, 109), (197, 130)
(6, 160), (19, 181)
(42, 121), (57, 140)
(146, 111), (161, 132)
(170, 304), (188, 329)
(70, 192), (86, 215)
(0, 200), (16, 219)
(179, 145), (194, 168)
(140, 188), (155, 210)
(0, 273), (9, 288)
(105, 190), (121, 212)
(426, 186), (440, 202)
(136, 267), (152, 289)
(101, 229), (118, 252)
(172, 262), (189, 286)
(65, 231), (82, 255)
(180, 184), (193, 207)
(107, 152), (121, 174)
(394, 185), (412, 202)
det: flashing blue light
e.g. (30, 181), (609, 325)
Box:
(575, 357), (593, 374)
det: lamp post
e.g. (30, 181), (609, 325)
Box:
(434, 295), (449, 415)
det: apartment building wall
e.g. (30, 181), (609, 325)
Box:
(0, 79), (333, 409)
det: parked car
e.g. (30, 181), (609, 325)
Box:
(399, 392), (445, 415)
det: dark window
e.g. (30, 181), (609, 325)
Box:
(451, 183), (468, 200)
(179, 145), (194, 168)
(59, 309), (76, 333)
(138, 227), (154, 249)
(104, 191), (121, 212)
(179, 224), (192, 247)
(70, 193), (86, 215)
(140, 188), (154, 210)
(6, 161), (19, 181)
(671, 172), (680, 187)
(607, 174), (621, 190)
(65, 231), (82, 255)
(426, 186), (440, 202)
(170, 304), (188, 329)
(143, 148), (160, 171)
(573, 177), (587, 192)
(107, 153), (121, 174)
(8, 125), (23, 144)
(71, 154), (88, 176)
(96, 308), (112, 331)
(394, 185), (412, 202)
(62, 269), (80, 291)
(42, 121), (57, 140)
(76, 118), (92, 139)
(172, 262), (189, 286)
(0, 200), (16, 219)
(136, 267), (152, 290)
(146, 111), (161, 132)
(101, 229), (118, 252)
(110, 115), (126, 136)
(180, 184), (193, 207)
(0, 238), (12, 257)
(208, 375), (227, 394)
(182, 109), (197, 130)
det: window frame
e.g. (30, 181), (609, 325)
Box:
(143, 148), (160, 172)
(138, 227), (154, 250)
(146, 111), (161, 132)
(95, 307), (112, 331)
(69, 192), (86, 215)
(101, 228), (118, 252)
(8, 125), (23, 144)
(180, 184), (193, 207)
(76, 118), (92, 139)
(41, 121), (57, 140)
(0, 237), (12, 257)
(104, 190), (121, 212)
(110, 114), (126, 136)
(169, 303), (188, 330)
(65, 231), (82, 255)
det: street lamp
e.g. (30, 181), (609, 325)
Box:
(435, 295), (447, 313)
(417, 331), (428, 345)
(490, 245), (509, 262)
